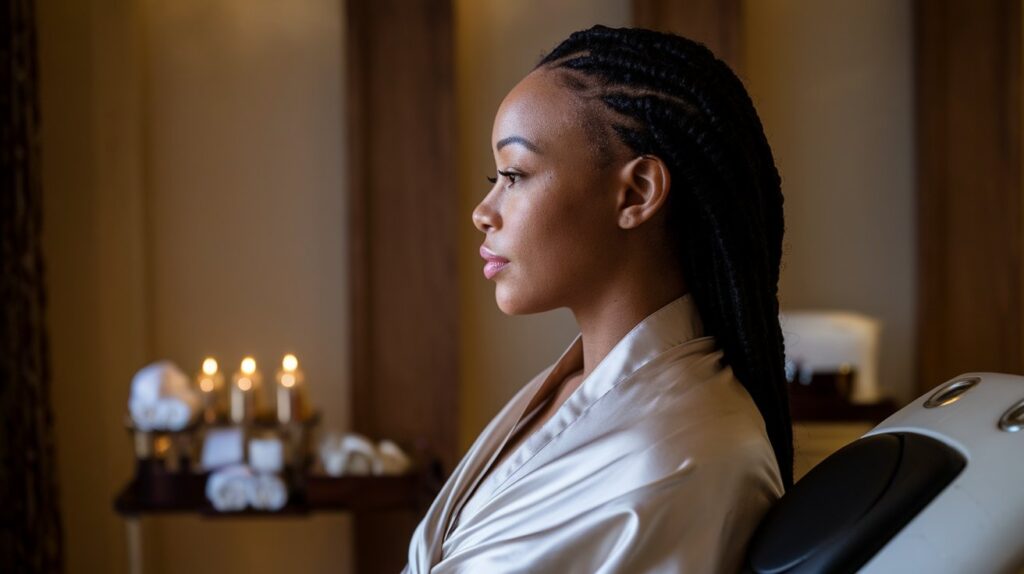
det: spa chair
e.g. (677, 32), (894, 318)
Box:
(745, 373), (1024, 573)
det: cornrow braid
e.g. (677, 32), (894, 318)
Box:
(537, 25), (793, 489)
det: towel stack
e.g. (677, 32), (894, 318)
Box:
(200, 429), (289, 512)
(319, 432), (412, 476)
(129, 361), (200, 431)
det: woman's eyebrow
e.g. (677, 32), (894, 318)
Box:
(495, 135), (542, 154)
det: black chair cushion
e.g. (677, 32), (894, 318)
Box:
(746, 432), (966, 574)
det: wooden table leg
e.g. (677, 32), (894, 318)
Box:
(125, 517), (143, 574)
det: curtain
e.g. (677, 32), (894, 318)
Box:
(1, 0), (64, 571)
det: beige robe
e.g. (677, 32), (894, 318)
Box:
(404, 293), (784, 573)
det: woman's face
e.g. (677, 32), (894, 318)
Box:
(472, 68), (626, 315)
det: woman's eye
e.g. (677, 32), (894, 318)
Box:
(486, 171), (522, 187)
(498, 170), (520, 185)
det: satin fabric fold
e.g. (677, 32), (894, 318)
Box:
(404, 293), (784, 573)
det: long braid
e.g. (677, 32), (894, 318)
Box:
(538, 25), (793, 488)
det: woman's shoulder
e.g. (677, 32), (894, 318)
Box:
(623, 348), (782, 484)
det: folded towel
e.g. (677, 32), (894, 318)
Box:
(205, 464), (252, 512)
(779, 310), (882, 404)
(200, 427), (245, 471)
(247, 473), (288, 511)
(248, 437), (284, 474)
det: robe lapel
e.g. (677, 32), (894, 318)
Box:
(466, 294), (706, 511)
(441, 334), (584, 541)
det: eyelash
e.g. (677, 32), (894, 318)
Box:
(487, 170), (521, 186)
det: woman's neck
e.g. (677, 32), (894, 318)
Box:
(570, 274), (688, 380)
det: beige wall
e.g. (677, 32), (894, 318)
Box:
(454, 0), (633, 451)
(745, 0), (916, 402)
(39, 0), (353, 572)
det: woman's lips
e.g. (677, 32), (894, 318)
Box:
(483, 260), (509, 279)
(480, 246), (510, 279)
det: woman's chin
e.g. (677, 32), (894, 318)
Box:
(494, 284), (554, 316)
(494, 286), (526, 315)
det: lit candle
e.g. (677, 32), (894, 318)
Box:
(231, 356), (261, 424)
(196, 357), (224, 423)
(276, 353), (305, 424)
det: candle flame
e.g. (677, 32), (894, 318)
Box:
(241, 357), (256, 375)
(202, 357), (218, 376)
(238, 377), (252, 391)
(282, 353), (298, 372)
(281, 373), (296, 388)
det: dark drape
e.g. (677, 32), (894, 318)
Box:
(1, 0), (64, 572)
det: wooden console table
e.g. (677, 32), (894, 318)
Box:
(113, 459), (443, 574)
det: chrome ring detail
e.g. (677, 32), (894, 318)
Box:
(998, 399), (1024, 432)
(923, 377), (981, 409)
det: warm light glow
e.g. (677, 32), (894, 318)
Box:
(282, 353), (298, 372)
(241, 357), (257, 375)
(281, 373), (296, 388)
(199, 378), (215, 392)
(202, 357), (218, 376)
(154, 436), (172, 456)
(238, 377), (252, 391)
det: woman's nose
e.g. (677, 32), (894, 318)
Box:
(472, 200), (499, 233)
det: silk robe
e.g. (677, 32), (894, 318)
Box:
(404, 293), (784, 573)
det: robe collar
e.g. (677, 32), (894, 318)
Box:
(445, 291), (708, 537)
(518, 291), (706, 419)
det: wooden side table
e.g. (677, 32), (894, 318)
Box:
(114, 410), (443, 574)
(112, 459), (443, 574)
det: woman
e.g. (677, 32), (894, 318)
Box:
(405, 25), (791, 573)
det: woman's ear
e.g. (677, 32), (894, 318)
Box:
(615, 155), (671, 230)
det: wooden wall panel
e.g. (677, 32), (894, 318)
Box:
(915, 0), (1024, 394)
(346, 0), (457, 571)
(633, 0), (744, 73)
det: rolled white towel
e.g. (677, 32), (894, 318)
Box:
(205, 464), (253, 512)
(128, 397), (160, 432)
(131, 360), (191, 403)
(340, 434), (377, 475)
(320, 447), (346, 477)
(373, 440), (412, 476)
(128, 360), (200, 431)
(247, 473), (288, 511)
(153, 397), (195, 431)
(319, 432), (377, 476)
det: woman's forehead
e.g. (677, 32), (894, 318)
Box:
(491, 69), (589, 153)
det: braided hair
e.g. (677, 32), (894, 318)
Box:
(537, 25), (793, 488)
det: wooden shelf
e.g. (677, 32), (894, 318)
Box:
(122, 411), (322, 435)
(113, 460), (443, 518)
